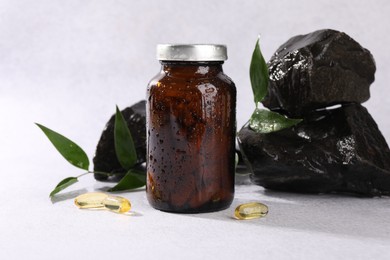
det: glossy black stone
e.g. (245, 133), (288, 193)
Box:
(263, 29), (376, 117)
(93, 100), (146, 182)
(238, 104), (390, 196)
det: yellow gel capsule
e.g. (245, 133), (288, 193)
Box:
(74, 192), (108, 209)
(234, 202), (268, 220)
(103, 196), (131, 213)
(74, 193), (132, 214)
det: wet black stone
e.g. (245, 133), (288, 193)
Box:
(238, 104), (390, 196)
(263, 29), (376, 117)
(93, 100), (146, 182)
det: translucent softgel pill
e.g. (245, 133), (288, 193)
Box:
(234, 202), (268, 220)
(74, 192), (131, 213)
(102, 195), (131, 213)
(74, 192), (108, 209)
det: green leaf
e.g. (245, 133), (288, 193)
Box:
(49, 177), (78, 197)
(249, 108), (302, 134)
(36, 123), (89, 170)
(114, 106), (137, 170)
(250, 38), (269, 106)
(108, 169), (146, 192)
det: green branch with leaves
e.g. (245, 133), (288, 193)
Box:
(248, 38), (302, 133)
(37, 106), (146, 198)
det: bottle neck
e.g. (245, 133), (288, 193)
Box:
(160, 61), (224, 78)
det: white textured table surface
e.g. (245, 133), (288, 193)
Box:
(1, 0), (390, 259)
(1, 173), (390, 260)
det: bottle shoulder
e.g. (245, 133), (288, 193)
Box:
(217, 72), (235, 87)
(147, 71), (166, 88)
(148, 71), (235, 90)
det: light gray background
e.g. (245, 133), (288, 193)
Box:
(1, 1), (390, 259)
(2, 0), (390, 149)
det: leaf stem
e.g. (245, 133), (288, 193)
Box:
(77, 172), (91, 178)
(90, 170), (114, 176)
(76, 171), (115, 178)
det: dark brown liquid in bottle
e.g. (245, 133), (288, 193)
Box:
(146, 61), (236, 213)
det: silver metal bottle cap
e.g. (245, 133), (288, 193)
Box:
(157, 44), (227, 61)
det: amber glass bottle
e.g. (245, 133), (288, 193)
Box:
(146, 44), (236, 213)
